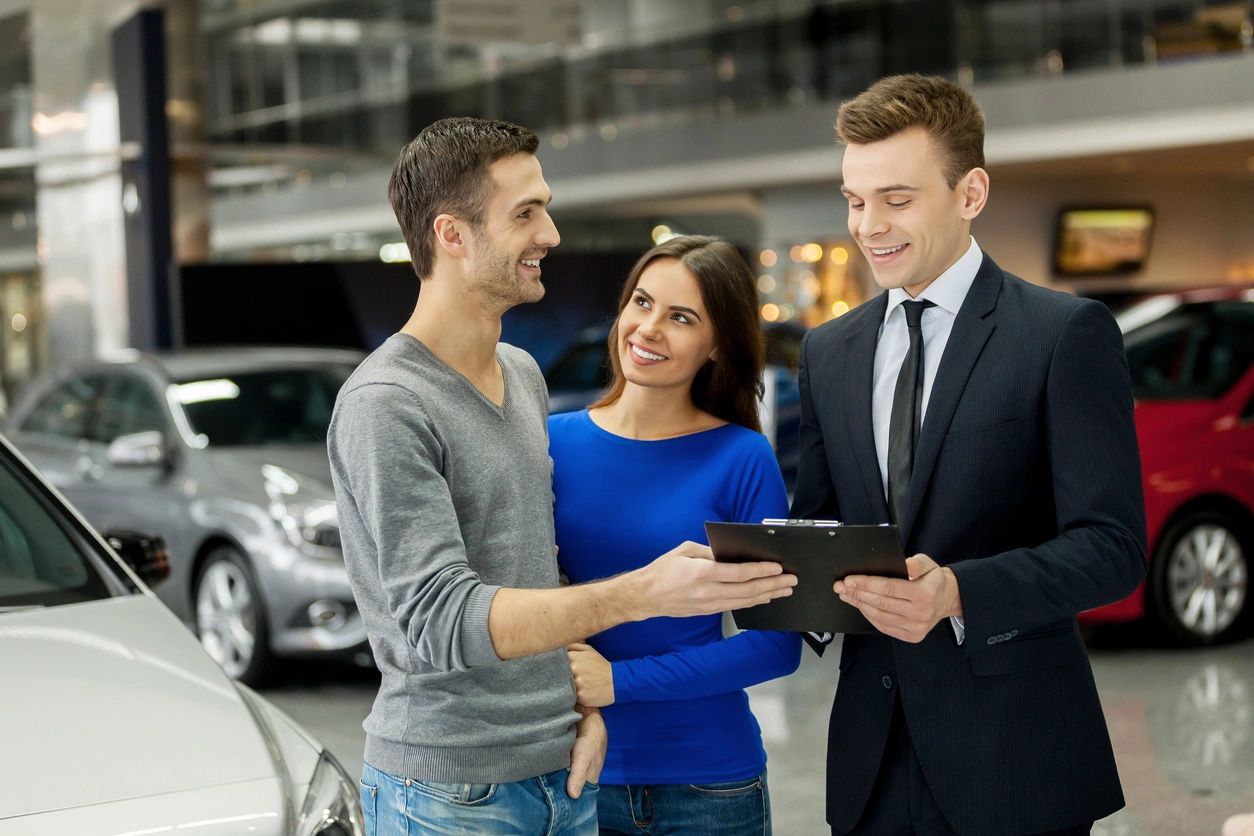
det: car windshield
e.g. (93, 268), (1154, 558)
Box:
(0, 448), (122, 609)
(172, 365), (355, 447)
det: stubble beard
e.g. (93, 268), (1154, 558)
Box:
(471, 239), (544, 316)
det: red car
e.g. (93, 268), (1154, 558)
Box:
(1081, 288), (1254, 644)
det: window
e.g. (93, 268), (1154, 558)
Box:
(0, 454), (112, 608)
(19, 375), (103, 440)
(1124, 301), (1254, 400)
(175, 365), (355, 447)
(91, 374), (166, 444)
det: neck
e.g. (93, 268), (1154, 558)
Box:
(904, 235), (971, 298)
(400, 273), (502, 379)
(594, 383), (718, 440)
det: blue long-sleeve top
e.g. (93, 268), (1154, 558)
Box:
(549, 410), (802, 785)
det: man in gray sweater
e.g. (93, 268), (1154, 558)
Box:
(328, 117), (796, 835)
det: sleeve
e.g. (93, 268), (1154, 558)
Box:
(790, 331), (840, 655)
(610, 433), (802, 704)
(790, 330), (841, 520)
(732, 433), (790, 525)
(612, 629), (802, 704)
(949, 300), (1148, 649)
(329, 384), (500, 673)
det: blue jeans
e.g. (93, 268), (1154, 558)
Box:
(596, 772), (771, 836)
(360, 762), (598, 835)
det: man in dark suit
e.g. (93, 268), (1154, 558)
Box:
(792, 74), (1147, 835)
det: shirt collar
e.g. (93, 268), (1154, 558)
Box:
(883, 237), (982, 326)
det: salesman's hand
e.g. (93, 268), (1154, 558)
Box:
(636, 541), (796, 619)
(835, 554), (962, 644)
(567, 705), (606, 798)
(568, 642), (615, 707)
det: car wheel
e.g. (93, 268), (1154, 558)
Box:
(1150, 510), (1251, 645)
(194, 546), (272, 684)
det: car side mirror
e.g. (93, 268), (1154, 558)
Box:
(106, 431), (167, 468)
(102, 529), (171, 585)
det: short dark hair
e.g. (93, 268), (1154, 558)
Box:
(591, 236), (765, 432)
(836, 74), (985, 188)
(387, 117), (539, 279)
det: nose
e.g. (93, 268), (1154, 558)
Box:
(538, 211), (560, 248)
(857, 202), (888, 241)
(636, 311), (664, 340)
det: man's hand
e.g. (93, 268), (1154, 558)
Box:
(634, 541), (796, 619)
(567, 706), (606, 798)
(568, 642), (614, 707)
(835, 554), (962, 643)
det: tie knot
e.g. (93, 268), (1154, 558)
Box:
(901, 299), (935, 329)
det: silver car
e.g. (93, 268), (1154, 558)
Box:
(0, 431), (362, 834)
(3, 347), (366, 683)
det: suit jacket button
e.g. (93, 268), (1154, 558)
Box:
(882, 675), (893, 690)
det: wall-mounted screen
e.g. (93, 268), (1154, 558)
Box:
(1053, 207), (1155, 276)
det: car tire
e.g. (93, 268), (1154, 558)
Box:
(1150, 509), (1251, 646)
(194, 545), (273, 685)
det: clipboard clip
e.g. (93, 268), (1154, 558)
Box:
(760, 518), (844, 527)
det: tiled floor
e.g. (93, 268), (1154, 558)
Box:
(264, 627), (1254, 835)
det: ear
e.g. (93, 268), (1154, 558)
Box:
(958, 167), (990, 221)
(708, 347), (719, 363)
(433, 214), (467, 259)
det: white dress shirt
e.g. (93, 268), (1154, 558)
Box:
(872, 236), (982, 643)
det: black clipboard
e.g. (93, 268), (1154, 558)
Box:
(706, 521), (907, 633)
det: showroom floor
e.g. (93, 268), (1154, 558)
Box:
(263, 625), (1254, 836)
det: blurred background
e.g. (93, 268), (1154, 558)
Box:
(0, 2), (1251, 834)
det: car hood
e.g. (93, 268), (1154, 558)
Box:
(201, 444), (335, 500)
(0, 595), (280, 821)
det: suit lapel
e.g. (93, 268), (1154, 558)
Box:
(899, 255), (1003, 539)
(841, 294), (891, 522)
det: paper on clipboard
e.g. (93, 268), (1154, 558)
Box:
(706, 520), (907, 633)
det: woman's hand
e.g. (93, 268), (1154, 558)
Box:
(567, 642), (615, 707)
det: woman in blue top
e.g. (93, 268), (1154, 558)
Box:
(549, 235), (802, 836)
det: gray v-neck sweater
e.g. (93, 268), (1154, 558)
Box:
(328, 334), (576, 783)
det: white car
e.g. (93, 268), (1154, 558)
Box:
(0, 432), (362, 835)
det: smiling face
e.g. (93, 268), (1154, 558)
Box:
(616, 257), (719, 396)
(841, 126), (985, 297)
(465, 153), (559, 311)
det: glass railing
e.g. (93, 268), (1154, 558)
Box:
(205, 0), (1253, 153)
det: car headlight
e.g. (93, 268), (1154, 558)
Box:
(295, 749), (364, 836)
(276, 501), (342, 552)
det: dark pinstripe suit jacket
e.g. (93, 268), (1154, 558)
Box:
(791, 253), (1147, 835)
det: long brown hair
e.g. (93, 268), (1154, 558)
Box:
(590, 236), (765, 432)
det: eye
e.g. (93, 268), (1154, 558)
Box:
(517, 209), (532, 220)
(633, 295), (651, 310)
(848, 200), (864, 211)
(671, 312), (692, 325)
(888, 200), (912, 208)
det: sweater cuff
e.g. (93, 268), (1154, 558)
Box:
(610, 660), (634, 704)
(458, 583), (502, 668)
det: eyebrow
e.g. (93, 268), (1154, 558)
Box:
(510, 195), (552, 211)
(841, 184), (919, 197)
(634, 287), (702, 321)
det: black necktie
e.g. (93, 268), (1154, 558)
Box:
(887, 299), (935, 526)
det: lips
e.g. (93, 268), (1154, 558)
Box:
(628, 342), (668, 364)
(866, 242), (908, 264)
